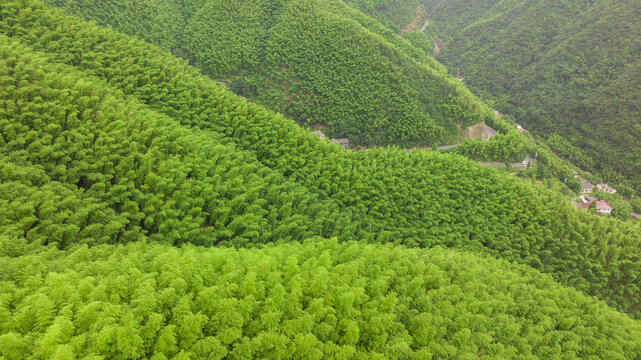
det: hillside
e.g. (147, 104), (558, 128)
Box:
(3, 241), (641, 359)
(43, 0), (498, 148)
(2, 0), (641, 357)
(349, 0), (641, 193)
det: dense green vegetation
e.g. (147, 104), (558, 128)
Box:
(53, 0), (593, 187)
(44, 0), (500, 148)
(3, 0), (641, 316)
(2, 1), (641, 357)
(347, 0), (641, 192)
(4, 240), (641, 359)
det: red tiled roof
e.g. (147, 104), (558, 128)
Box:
(596, 200), (612, 211)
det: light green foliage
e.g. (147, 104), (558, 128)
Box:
(2, 0), (641, 319)
(2, 2), (641, 356)
(2, 240), (641, 359)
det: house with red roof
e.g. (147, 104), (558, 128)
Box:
(596, 200), (613, 216)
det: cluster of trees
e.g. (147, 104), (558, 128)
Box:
(3, 0), (641, 320)
(44, 0), (498, 148)
(343, 0), (421, 32)
(453, 132), (526, 163)
(373, 0), (641, 193)
(0, 38), (346, 249)
(2, 240), (641, 359)
(49, 0), (586, 181)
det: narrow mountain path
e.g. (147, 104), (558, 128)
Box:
(420, 20), (429, 32)
(437, 144), (458, 150)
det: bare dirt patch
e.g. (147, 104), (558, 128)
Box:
(400, 7), (424, 35)
(434, 37), (444, 58)
(464, 122), (489, 141)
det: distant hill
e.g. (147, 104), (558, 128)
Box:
(44, 0), (500, 148)
(346, 0), (641, 193)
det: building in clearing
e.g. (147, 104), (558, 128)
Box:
(455, 75), (464, 82)
(515, 124), (526, 133)
(312, 130), (325, 139)
(580, 178), (594, 194)
(331, 138), (349, 149)
(596, 183), (617, 194)
(581, 195), (597, 204)
(595, 200), (613, 216)
(631, 212), (639, 220)
(493, 109), (502, 118)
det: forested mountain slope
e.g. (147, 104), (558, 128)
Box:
(3, 241), (641, 359)
(3, 0), (641, 317)
(2, 1), (641, 357)
(346, 0), (641, 192)
(44, 0), (496, 148)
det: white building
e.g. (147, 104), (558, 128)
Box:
(596, 200), (613, 216)
(312, 130), (325, 139)
(580, 178), (594, 194)
(596, 183), (617, 194)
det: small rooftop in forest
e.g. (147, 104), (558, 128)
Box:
(596, 183), (617, 194)
(580, 178), (594, 194)
(331, 138), (349, 149)
(596, 200), (613, 215)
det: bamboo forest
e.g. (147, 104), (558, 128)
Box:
(1, 0), (641, 359)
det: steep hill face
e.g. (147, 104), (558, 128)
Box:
(347, 0), (641, 192)
(3, 0), (641, 317)
(2, 1), (641, 357)
(45, 0), (497, 148)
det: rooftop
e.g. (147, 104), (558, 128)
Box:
(580, 178), (594, 190)
(597, 183), (617, 193)
(596, 200), (612, 211)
